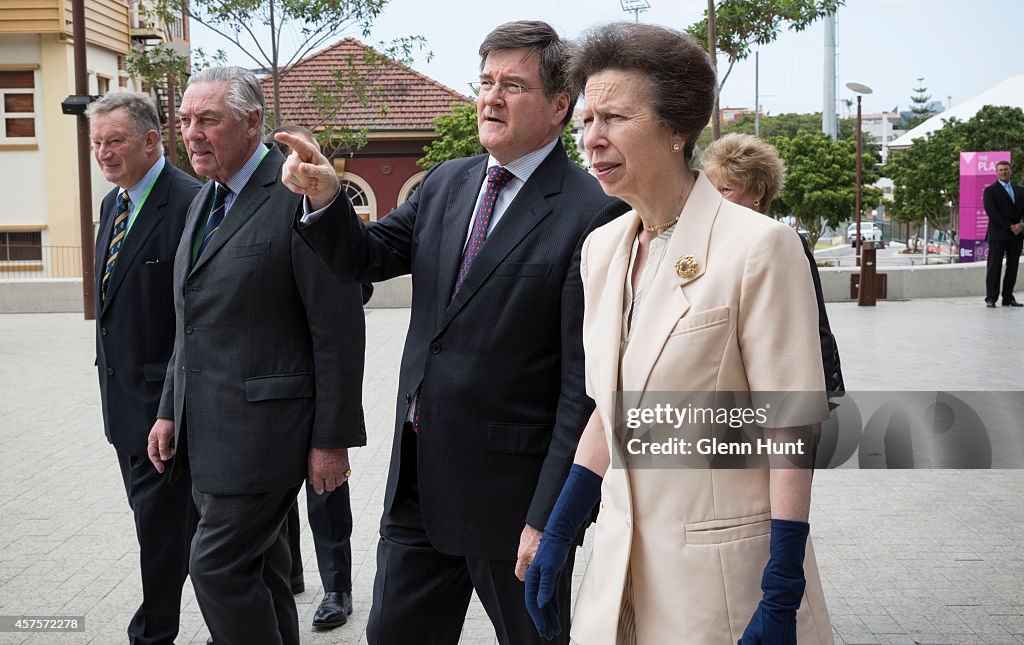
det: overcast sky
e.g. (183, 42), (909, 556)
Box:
(190, 0), (1022, 118)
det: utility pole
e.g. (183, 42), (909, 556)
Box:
(708, 0), (720, 140)
(822, 12), (837, 139)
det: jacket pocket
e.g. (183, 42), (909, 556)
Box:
(493, 262), (551, 278)
(143, 362), (168, 382)
(245, 373), (314, 401)
(684, 511), (772, 545)
(669, 305), (730, 337)
(487, 422), (552, 455)
(229, 241), (271, 258)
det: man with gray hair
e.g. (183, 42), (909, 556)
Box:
(147, 67), (367, 645)
(88, 90), (201, 644)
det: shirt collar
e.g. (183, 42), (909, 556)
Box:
(124, 155), (165, 205)
(487, 137), (559, 183)
(222, 143), (269, 195)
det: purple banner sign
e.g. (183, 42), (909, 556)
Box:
(959, 151), (1011, 260)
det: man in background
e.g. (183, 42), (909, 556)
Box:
(265, 124), (367, 630)
(984, 160), (1024, 307)
(89, 91), (201, 645)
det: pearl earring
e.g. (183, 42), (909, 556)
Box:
(671, 143), (681, 152)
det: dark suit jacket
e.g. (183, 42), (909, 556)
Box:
(984, 180), (1024, 242)
(300, 141), (628, 559)
(799, 237), (844, 394)
(157, 146), (366, 495)
(95, 162), (200, 457)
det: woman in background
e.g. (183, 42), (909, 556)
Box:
(702, 132), (844, 393)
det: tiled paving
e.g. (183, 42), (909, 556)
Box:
(0, 295), (1021, 644)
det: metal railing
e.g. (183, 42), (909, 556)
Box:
(0, 246), (83, 280)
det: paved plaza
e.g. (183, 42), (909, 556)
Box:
(0, 296), (1022, 644)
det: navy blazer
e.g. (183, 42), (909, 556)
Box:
(984, 180), (1024, 242)
(95, 162), (200, 456)
(300, 141), (628, 558)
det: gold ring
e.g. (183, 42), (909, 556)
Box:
(343, 470), (352, 478)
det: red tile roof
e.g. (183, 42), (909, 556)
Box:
(261, 37), (472, 133)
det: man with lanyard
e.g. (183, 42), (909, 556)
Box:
(88, 91), (202, 645)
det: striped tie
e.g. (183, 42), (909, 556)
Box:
(101, 190), (130, 301)
(195, 183), (229, 261)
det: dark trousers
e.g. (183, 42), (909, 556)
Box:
(285, 482), (353, 592)
(190, 485), (301, 645)
(986, 237), (1023, 302)
(366, 426), (574, 645)
(116, 451), (198, 645)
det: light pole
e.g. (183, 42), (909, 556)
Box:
(619, 0), (650, 22)
(846, 82), (873, 266)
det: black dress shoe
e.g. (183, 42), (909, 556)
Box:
(290, 572), (305, 595)
(986, 301), (997, 308)
(312, 591), (353, 629)
(1003, 299), (1023, 307)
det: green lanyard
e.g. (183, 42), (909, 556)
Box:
(122, 168), (160, 241)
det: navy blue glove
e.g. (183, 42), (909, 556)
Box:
(738, 519), (810, 645)
(525, 464), (602, 640)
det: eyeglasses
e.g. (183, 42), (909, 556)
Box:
(468, 80), (544, 97)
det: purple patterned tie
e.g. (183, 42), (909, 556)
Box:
(451, 165), (515, 298)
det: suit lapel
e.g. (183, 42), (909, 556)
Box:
(181, 180), (213, 280)
(435, 158), (486, 326)
(620, 172), (721, 394)
(101, 167), (171, 310)
(190, 147), (281, 275)
(591, 211), (637, 414)
(438, 146), (566, 332)
(95, 190), (116, 312)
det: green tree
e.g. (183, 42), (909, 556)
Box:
(687, 0), (844, 139)
(124, 44), (196, 175)
(769, 131), (881, 248)
(903, 76), (935, 129)
(697, 111), (858, 149)
(300, 37), (432, 157)
(885, 105), (1024, 238)
(419, 103), (584, 170)
(155, 0), (389, 128)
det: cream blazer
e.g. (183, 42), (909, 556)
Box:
(571, 173), (834, 645)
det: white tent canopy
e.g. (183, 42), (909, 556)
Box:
(888, 75), (1024, 149)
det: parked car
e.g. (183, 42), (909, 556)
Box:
(848, 222), (883, 244)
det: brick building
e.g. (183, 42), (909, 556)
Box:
(261, 38), (471, 221)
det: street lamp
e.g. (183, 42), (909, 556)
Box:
(846, 82), (873, 266)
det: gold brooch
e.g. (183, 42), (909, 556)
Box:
(675, 255), (699, 278)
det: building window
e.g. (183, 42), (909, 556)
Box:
(337, 172), (376, 222)
(398, 171), (427, 206)
(0, 231), (42, 261)
(343, 180), (368, 207)
(97, 75), (110, 95)
(0, 70), (37, 142)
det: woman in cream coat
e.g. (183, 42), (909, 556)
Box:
(524, 23), (834, 645)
